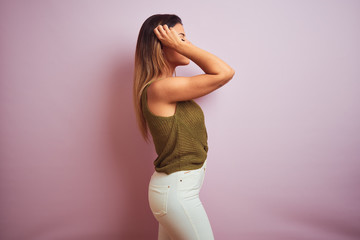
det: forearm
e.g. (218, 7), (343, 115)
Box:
(176, 42), (234, 77)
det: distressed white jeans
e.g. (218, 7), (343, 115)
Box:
(148, 160), (214, 240)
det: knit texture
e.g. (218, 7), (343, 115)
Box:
(141, 82), (208, 175)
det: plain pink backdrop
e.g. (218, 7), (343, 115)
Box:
(1, 0), (359, 239)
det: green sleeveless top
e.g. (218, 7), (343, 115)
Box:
(141, 81), (209, 175)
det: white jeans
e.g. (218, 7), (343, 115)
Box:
(148, 160), (214, 240)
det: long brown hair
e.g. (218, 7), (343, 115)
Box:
(133, 14), (182, 142)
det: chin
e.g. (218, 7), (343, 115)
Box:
(170, 58), (190, 67)
(180, 59), (190, 66)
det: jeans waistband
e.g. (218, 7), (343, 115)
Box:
(150, 160), (207, 186)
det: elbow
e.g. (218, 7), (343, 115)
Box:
(215, 68), (235, 88)
(227, 67), (235, 80)
(213, 67), (235, 88)
(220, 67), (235, 83)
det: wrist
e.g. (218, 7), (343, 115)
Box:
(175, 41), (191, 54)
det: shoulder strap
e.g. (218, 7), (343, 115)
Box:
(145, 79), (157, 88)
(139, 78), (165, 99)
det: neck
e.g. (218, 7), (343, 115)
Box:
(161, 64), (176, 78)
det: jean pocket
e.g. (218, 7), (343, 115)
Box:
(148, 184), (170, 217)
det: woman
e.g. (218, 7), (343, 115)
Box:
(133, 14), (234, 240)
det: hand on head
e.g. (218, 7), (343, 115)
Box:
(153, 24), (184, 49)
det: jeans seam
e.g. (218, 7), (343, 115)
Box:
(177, 173), (200, 240)
(179, 198), (200, 240)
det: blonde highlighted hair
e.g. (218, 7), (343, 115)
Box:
(133, 14), (182, 142)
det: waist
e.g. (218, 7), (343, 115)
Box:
(150, 160), (207, 185)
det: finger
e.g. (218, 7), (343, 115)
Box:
(163, 24), (170, 32)
(153, 27), (161, 38)
(157, 25), (167, 36)
(161, 25), (171, 36)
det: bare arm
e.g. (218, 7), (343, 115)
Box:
(152, 24), (235, 103)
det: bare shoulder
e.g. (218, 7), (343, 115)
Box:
(146, 78), (169, 101)
(147, 73), (233, 103)
(146, 78), (165, 95)
(146, 78), (177, 117)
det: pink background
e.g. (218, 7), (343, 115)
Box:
(1, 0), (359, 239)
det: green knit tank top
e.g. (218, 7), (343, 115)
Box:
(141, 81), (209, 175)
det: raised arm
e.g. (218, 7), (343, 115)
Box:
(151, 24), (235, 103)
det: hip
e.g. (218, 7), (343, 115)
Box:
(149, 160), (207, 189)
